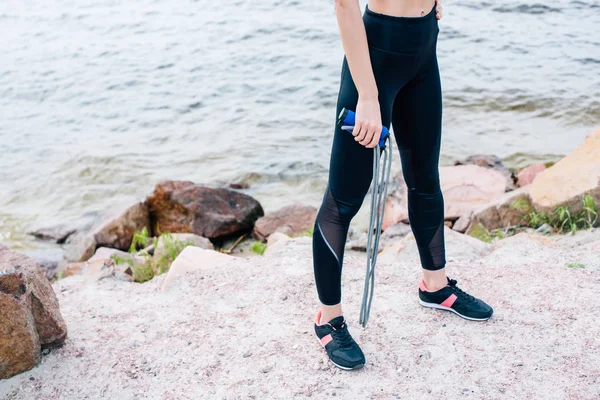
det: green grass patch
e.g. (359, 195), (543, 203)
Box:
(129, 226), (150, 253)
(509, 197), (531, 213)
(110, 254), (135, 267)
(132, 259), (156, 283)
(468, 223), (494, 243)
(121, 229), (195, 283)
(525, 195), (598, 234)
(566, 263), (585, 269)
(250, 241), (267, 255)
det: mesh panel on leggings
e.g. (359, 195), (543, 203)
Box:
(428, 220), (446, 268)
(316, 186), (350, 271)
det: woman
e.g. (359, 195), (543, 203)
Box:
(312, 0), (493, 370)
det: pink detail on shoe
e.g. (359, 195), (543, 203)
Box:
(320, 334), (333, 347)
(440, 294), (457, 308)
(420, 279), (428, 291)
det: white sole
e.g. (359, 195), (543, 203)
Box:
(314, 332), (365, 371)
(419, 299), (491, 321)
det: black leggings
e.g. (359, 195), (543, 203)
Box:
(313, 3), (445, 306)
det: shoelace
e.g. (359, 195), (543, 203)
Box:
(329, 322), (355, 348)
(447, 279), (476, 303)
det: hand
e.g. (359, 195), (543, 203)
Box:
(435, 0), (443, 20)
(352, 96), (382, 149)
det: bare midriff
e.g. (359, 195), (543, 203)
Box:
(368, 0), (436, 17)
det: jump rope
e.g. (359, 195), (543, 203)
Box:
(338, 108), (393, 327)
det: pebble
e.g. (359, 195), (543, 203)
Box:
(243, 351), (252, 358)
(260, 365), (273, 373)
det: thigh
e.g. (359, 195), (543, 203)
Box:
(328, 55), (395, 205)
(391, 57), (442, 192)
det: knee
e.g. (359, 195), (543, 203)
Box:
(409, 170), (441, 194)
(318, 187), (362, 226)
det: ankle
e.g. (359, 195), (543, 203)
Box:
(319, 303), (343, 324)
(422, 270), (448, 292)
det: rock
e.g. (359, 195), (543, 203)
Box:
(62, 258), (123, 281)
(349, 223), (412, 252)
(64, 262), (84, 277)
(161, 246), (234, 291)
(89, 247), (133, 262)
(28, 224), (76, 244)
(37, 259), (61, 281)
(382, 173), (409, 229)
(64, 234), (97, 263)
(154, 233), (213, 259)
(516, 163), (546, 187)
(0, 245), (67, 379)
(93, 202), (150, 251)
(530, 128), (600, 215)
(22, 247), (66, 281)
(64, 202), (151, 262)
(380, 223), (412, 249)
(452, 213), (472, 233)
(535, 223), (554, 235)
(86, 259), (117, 281)
(264, 232), (291, 256)
(89, 247), (145, 271)
(455, 154), (515, 191)
(267, 232), (290, 247)
(440, 165), (507, 220)
(466, 187), (533, 233)
(383, 166), (507, 228)
(146, 181), (264, 239)
(252, 204), (317, 241)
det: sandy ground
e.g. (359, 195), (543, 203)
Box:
(1, 228), (599, 400)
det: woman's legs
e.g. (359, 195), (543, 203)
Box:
(391, 54), (448, 290)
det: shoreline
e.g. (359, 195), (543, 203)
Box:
(0, 150), (566, 255)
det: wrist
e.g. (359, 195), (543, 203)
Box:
(358, 90), (378, 101)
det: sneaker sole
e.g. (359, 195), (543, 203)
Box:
(419, 299), (491, 321)
(314, 332), (365, 371)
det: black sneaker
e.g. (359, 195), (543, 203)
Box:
(418, 278), (493, 321)
(314, 310), (365, 370)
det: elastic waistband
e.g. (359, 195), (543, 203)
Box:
(365, 2), (437, 24)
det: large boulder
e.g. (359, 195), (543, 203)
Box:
(530, 128), (600, 215)
(146, 181), (264, 239)
(465, 187), (533, 233)
(0, 245), (67, 379)
(64, 202), (151, 262)
(252, 204), (317, 241)
(94, 202), (150, 251)
(440, 165), (507, 220)
(383, 165), (507, 227)
(455, 154), (515, 191)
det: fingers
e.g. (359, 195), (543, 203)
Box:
(352, 122), (366, 142)
(353, 121), (380, 148)
(364, 123), (380, 148)
(435, 0), (443, 19)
